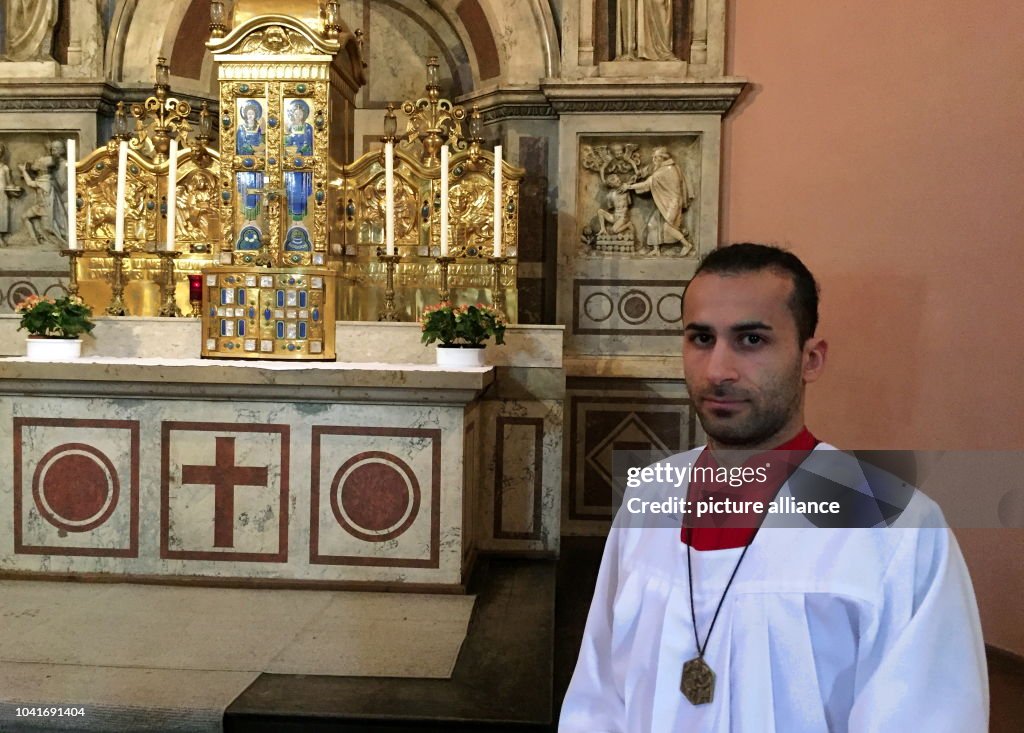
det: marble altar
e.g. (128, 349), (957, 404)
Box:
(0, 318), (564, 591)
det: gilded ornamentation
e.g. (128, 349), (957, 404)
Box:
(176, 171), (219, 243)
(399, 57), (467, 166)
(128, 58), (192, 164)
(77, 158), (156, 247)
(361, 174), (418, 243)
(237, 26), (316, 55)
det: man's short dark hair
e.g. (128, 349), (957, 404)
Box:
(687, 243), (820, 344)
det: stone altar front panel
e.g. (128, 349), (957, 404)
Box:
(0, 361), (488, 589)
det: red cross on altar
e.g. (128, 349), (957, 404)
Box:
(181, 436), (269, 548)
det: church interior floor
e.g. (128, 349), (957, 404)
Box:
(0, 578), (477, 732)
(0, 545), (1018, 731)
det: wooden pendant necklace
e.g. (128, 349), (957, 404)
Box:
(680, 526), (752, 705)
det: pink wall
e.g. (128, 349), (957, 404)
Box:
(721, 1), (1024, 653)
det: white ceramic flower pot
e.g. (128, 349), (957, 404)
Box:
(25, 337), (82, 361)
(436, 344), (486, 368)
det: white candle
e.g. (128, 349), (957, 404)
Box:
(493, 144), (502, 257)
(384, 141), (395, 256)
(165, 138), (178, 251)
(114, 141), (128, 251)
(66, 139), (77, 249)
(440, 144), (449, 256)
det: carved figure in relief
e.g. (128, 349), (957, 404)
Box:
(615, 0), (676, 61)
(0, 144), (24, 246)
(179, 173), (216, 242)
(19, 139), (67, 246)
(361, 176), (417, 241)
(85, 175), (146, 242)
(449, 177), (493, 254)
(3, 0), (57, 62)
(597, 173), (635, 238)
(235, 100), (265, 155)
(623, 146), (693, 254)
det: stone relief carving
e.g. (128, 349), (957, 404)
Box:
(2, 0), (58, 62)
(16, 139), (67, 247)
(580, 143), (641, 253)
(615, 0), (676, 61)
(625, 146), (693, 254)
(580, 140), (696, 257)
(0, 144), (25, 246)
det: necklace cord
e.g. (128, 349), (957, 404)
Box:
(684, 487), (754, 658)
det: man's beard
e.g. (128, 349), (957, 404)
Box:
(695, 369), (802, 449)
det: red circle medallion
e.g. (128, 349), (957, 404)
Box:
(32, 443), (119, 532)
(330, 451), (420, 542)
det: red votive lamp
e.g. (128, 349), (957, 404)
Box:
(188, 274), (203, 317)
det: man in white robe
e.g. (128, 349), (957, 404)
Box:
(559, 243), (988, 732)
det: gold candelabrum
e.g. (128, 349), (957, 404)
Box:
(105, 246), (130, 316)
(488, 256), (508, 319)
(400, 57), (466, 166)
(435, 256), (455, 303)
(128, 57), (192, 164)
(377, 253), (402, 321)
(191, 101), (215, 168)
(156, 250), (183, 317)
(60, 248), (83, 299)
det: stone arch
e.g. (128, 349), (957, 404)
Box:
(104, 0), (557, 97)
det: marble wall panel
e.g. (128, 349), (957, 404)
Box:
(12, 417), (139, 558)
(462, 404), (480, 567)
(574, 278), (684, 335)
(477, 398), (563, 553)
(162, 422), (288, 562)
(310, 426), (441, 569)
(555, 114), (722, 359)
(563, 380), (700, 535)
(494, 416), (543, 539)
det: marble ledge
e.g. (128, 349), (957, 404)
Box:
(540, 76), (746, 97)
(0, 356), (495, 405)
(565, 354), (685, 380)
(0, 316), (565, 369)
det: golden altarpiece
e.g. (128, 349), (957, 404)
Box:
(68, 0), (522, 360)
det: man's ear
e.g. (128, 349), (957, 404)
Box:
(802, 337), (828, 383)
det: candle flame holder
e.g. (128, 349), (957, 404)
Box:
(377, 253), (402, 321)
(60, 248), (83, 299)
(156, 250), (183, 317)
(435, 256), (455, 303)
(105, 246), (130, 316)
(487, 256), (508, 319)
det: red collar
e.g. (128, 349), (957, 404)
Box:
(681, 428), (819, 551)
